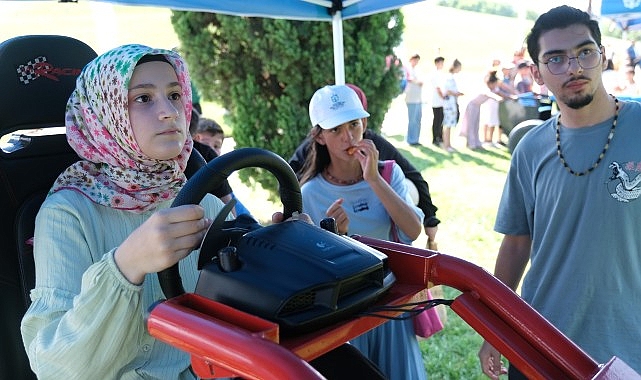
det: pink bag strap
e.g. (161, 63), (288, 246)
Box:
(381, 159), (394, 184)
(380, 160), (400, 242)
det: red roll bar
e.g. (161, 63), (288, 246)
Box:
(147, 235), (640, 380)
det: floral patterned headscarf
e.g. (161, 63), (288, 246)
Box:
(50, 44), (193, 213)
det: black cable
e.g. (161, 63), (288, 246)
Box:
(356, 298), (453, 321)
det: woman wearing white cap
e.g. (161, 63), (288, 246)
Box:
(298, 84), (427, 380)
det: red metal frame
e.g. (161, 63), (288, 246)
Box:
(147, 235), (640, 380)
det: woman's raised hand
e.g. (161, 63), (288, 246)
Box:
(352, 139), (380, 182)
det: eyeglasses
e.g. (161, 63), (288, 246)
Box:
(542, 47), (603, 75)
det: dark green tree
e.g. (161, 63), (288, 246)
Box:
(171, 11), (404, 199)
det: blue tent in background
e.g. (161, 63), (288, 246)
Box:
(600, 0), (641, 30)
(97, 0), (418, 21)
(95, 0), (426, 83)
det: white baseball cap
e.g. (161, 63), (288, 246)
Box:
(309, 84), (370, 129)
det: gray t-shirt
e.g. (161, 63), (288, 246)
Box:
(495, 99), (641, 371)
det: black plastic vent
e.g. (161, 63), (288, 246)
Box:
(281, 291), (316, 314)
(243, 235), (277, 251)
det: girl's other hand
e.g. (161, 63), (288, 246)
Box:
(325, 198), (349, 235)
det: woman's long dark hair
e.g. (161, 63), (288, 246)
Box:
(299, 125), (331, 186)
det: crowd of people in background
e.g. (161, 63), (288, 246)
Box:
(594, 39), (641, 97)
(400, 48), (545, 151)
(607, 39), (641, 96)
(396, 32), (641, 152)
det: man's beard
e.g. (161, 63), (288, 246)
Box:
(564, 93), (594, 110)
(561, 75), (594, 109)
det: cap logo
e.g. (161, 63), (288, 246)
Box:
(329, 93), (345, 110)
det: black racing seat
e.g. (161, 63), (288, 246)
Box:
(0, 35), (97, 380)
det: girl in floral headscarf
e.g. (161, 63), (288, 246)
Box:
(19, 43), (376, 380)
(19, 44), (227, 379)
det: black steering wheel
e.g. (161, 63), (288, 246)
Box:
(157, 147), (302, 299)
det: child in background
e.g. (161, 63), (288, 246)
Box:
(195, 117), (225, 156)
(188, 110), (234, 203)
(195, 117), (250, 216)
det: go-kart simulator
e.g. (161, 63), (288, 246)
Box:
(149, 147), (640, 380)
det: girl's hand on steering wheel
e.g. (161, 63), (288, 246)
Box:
(114, 204), (212, 284)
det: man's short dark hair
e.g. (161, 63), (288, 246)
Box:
(527, 5), (601, 65)
(434, 56), (445, 64)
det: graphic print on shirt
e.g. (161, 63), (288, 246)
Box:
(352, 198), (370, 213)
(607, 161), (641, 202)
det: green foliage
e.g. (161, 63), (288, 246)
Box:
(171, 11), (404, 199)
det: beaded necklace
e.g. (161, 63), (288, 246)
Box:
(556, 96), (619, 176)
(323, 168), (363, 185)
